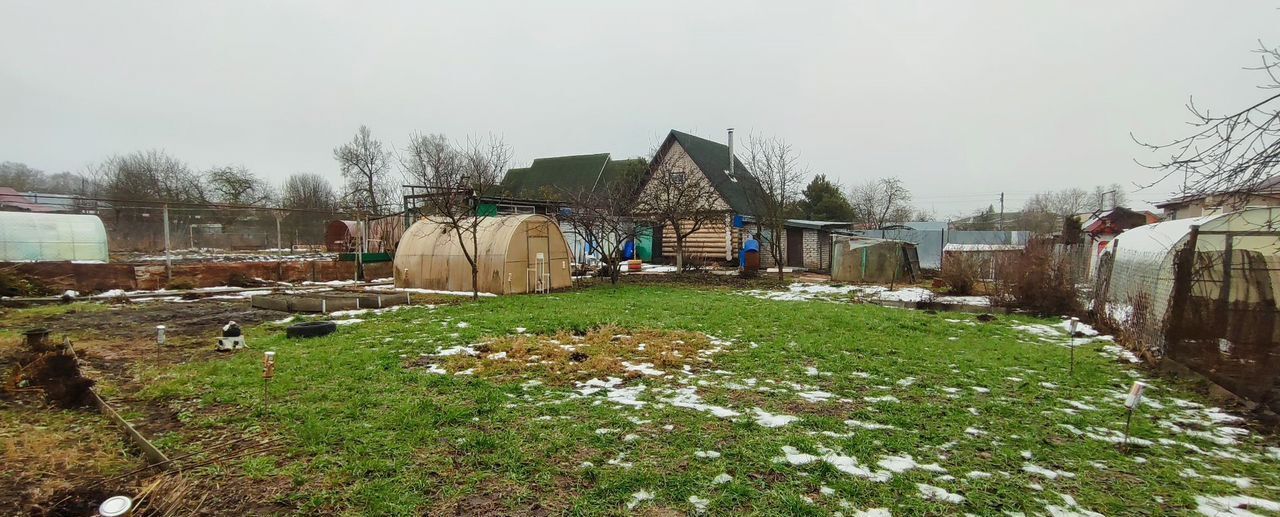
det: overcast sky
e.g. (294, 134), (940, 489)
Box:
(2, 1), (1276, 216)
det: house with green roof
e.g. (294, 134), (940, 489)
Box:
(498, 153), (646, 201)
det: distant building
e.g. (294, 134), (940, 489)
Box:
(1155, 176), (1280, 219)
(1079, 207), (1159, 277)
(0, 187), (73, 213)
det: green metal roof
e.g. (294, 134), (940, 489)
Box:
(664, 130), (768, 215)
(498, 153), (610, 200)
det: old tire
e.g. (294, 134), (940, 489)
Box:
(286, 321), (338, 339)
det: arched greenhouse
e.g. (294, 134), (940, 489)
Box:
(0, 212), (109, 263)
(1094, 207), (1280, 410)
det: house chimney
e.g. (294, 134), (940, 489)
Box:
(727, 128), (735, 177)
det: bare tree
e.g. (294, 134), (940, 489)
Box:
(849, 177), (912, 229)
(559, 169), (646, 284)
(744, 134), (807, 280)
(401, 132), (511, 299)
(334, 125), (395, 215)
(635, 154), (722, 272)
(98, 150), (205, 204)
(206, 165), (275, 206)
(280, 173), (339, 246)
(1136, 41), (1280, 204)
(281, 173), (338, 211)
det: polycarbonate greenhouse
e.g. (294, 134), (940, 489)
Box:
(393, 214), (571, 295)
(0, 212), (109, 263)
(1094, 207), (1280, 410)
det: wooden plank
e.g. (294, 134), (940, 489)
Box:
(90, 389), (170, 466)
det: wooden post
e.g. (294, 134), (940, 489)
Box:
(1218, 233), (1234, 331)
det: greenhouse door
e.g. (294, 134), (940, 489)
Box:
(526, 223), (550, 293)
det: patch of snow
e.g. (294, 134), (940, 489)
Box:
(330, 318), (364, 326)
(753, 408), (799, 428)
(665, 387), (741, 418)
(864, 395), (900, 403)
(1022, 463), (1075, 480)
(877, 454), (947, 474)
(688, 495), (709, 513)
(917, 483), (964, 504)
(711, 473), (733, 484)
(626, 490), (654, 510)
(798, 390), (835, 403)
(622, 361), (664, 376)
(694, 450), (721, 459)
(1194, 495), (1280, 516)
(845, 419), (897, 430)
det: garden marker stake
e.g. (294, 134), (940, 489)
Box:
(1068, 317), (1079, 375)
(1122, 381), (1146, 451)
(156, 325), (166, 361)
(263, 351), (276, 406)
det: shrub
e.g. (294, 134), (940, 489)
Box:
(0, 267), (48, 297)
(994, 243), (1081, 316)
(940, 253), (984, 295)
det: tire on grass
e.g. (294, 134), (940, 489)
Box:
(286, 321), (338, 339)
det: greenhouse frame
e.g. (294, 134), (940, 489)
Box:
(0, 212), (109, 263)
(1094, 207), (1280, 410)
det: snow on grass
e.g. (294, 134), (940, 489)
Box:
(753, 407), (799, 428)
(434, 344), (479, 356)
(626, 489), (654, 510)
(797, 390), (835, 403)
(1194, 495), (1280, 516)
(711, 473), (732, 484)
(664, 387), (741, 418)
(694, 450), (721, 459)
(852, 509), (892, 517)
(863, 395), (900, 403)
(688, 495), (709, 513)
(621, 361), (664, 376)
(876, 454), (947, 474)
(330, 318), (364, 326)
(845, 419), (897, 431)
(916, 483), (965, 504)
(1046, 492), (1104, 517)
(1022, 463), (1076, 480)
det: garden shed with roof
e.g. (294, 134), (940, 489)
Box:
(393, 214), (571, 295)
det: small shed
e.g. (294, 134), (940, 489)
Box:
(0, 212), (109, 262)
(393, 214), (571, 294)
(830, 236), (920, 284)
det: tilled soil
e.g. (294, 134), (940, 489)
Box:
(1, 299), (294, 516)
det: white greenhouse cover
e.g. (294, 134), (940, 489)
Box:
(0, 212), (109, 262)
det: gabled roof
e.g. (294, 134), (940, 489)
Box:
(655, 130), (768, 215)
(499, 153), (611, 199)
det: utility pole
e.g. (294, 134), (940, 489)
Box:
(162, 204), (172, 283)
(998, 192), (1005, 231)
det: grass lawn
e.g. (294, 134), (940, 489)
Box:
(141, 284), (1280, 515)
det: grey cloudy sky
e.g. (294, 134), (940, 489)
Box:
(2, 1), (1276, 216)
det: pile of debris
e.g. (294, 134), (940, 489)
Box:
(3, 328), (95, 408)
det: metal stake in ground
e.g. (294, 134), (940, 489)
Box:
(1068, 317), (1079, 375)
(263, 351), (276, 406)
(1122, 381), (1146, 451)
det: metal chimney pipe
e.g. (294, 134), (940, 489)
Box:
(727, 128), (735, 177)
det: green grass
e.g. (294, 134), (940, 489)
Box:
(143, 285), (1280, 515)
